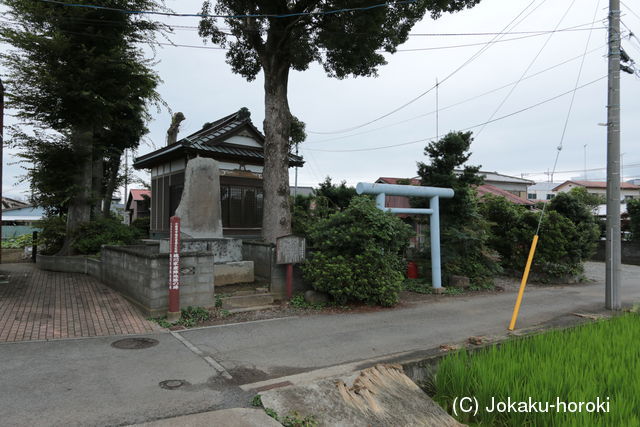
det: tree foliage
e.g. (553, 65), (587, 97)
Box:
(1, 0), (163, 253)
(415, 131), (501, 285)
(480, 194), (600, 281)
(291, 176), (357, 236)
(302, 196), (413, 306)
(198, 0), (481, 243)
(628, 198), (640, 241)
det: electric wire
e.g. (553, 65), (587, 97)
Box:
(36, 0), (420, 19)
(534, 0), (601, 235)
(305, 44), (606, 145)
(621, 1), (640, 21)
(304, 75), (606, 153)
(307, 0), (544, 135)
(475, 0), (577, 138)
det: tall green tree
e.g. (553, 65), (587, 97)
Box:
(416, 131), (500, 284)
(198, 0), (481, 243)
(1, 0), (162, 253)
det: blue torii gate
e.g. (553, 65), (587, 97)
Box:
(356, 182), (454, 290)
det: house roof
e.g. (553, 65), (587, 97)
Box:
(375, 177), (534, 206)
(2, 197), (29, 210)
(1, 206), (45, 221)
(552, 180), (640, 191)
(476, 184), (535, 206)
(133, 109), (304, 169)
(476, 171), (534, 185)
(130, 189), (151, 202)
(376, 177), (421, 186)
(126, 189), (151, 210)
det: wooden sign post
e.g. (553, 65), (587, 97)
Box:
(276, 235), (306, 299)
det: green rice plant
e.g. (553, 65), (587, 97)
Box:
(434, 314), (640, 426)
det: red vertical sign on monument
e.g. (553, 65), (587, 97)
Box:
(168, 216), (181, 314)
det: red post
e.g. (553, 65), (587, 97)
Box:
(168, 216), (181, 321)
(286, 263), (293, 299)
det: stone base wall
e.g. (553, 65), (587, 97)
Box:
(242, 241), (309, 299)
(158, 238), (242, 263)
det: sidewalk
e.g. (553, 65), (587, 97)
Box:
(0, 263), (159, 342)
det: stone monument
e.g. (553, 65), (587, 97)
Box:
(175, 156), (223, 239)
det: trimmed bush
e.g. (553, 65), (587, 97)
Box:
(38, 215), (67, 255)
(301, 196), (413, 306)
(130, 216), (150, 239)
(73, 217), (140, 254)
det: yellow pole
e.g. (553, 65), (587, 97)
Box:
(508, 234), (539, 331)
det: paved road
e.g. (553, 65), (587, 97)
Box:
(1, 262), (638, 426)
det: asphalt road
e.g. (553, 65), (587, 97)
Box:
(1, 262), (638, 426)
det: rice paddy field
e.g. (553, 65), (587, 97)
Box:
(433, 314), (640, 426)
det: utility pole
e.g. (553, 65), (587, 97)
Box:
(606, 0), (621, 310)
(293, 143), (299, 198)
(0, 78), (4, 265)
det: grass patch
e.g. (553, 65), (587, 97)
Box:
(149, 306), (229, 328)
(403, 279), (470, 295)
(434, 314), (640, 426)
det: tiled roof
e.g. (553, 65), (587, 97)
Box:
(130, 189), (151, 201)
(476, 184), (534, 206)
(375, 177), (534, 206)
(553, 180), (640, 191)
(134, 109), (304, 168)
(376, 177), (421, 185)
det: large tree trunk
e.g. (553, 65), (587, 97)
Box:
(102, 151), (122, 218)
(91, 149), (104, 218)
(261, 64), (292, 243)
(58, 128), (93, 255)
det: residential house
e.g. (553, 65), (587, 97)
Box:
(125, 189), (151, 225)
(465, 170), (534, 199)
(527, 182), (559, 202)
(133, 108), (304, 239)
(1, 206), (45, 239)
(553, 180), (640, 201)
(1, 197), (28, 210)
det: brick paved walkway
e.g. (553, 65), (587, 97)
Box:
(0, 264), (160, 342)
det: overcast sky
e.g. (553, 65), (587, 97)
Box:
(2, 0), (640, 201)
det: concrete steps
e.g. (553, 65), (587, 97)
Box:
(219, 284), (275, 310)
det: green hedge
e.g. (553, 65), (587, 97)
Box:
(301, 196), (413, 306)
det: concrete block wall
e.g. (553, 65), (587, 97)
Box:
(101, 246), (216, 317)
(592, 240), (640, 265)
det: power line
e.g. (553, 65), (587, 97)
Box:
(305, 75), (606, 153)
(0, 18), (605, 53)
(621, 1), (640, 21)
(523, 161), (640, 177)
(305, 44), (606, 145)
(534, 0), (601, 235)
(37, 0), (420, 19)
(307, 0), (545, 135)
(475, 0), (577, 138)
